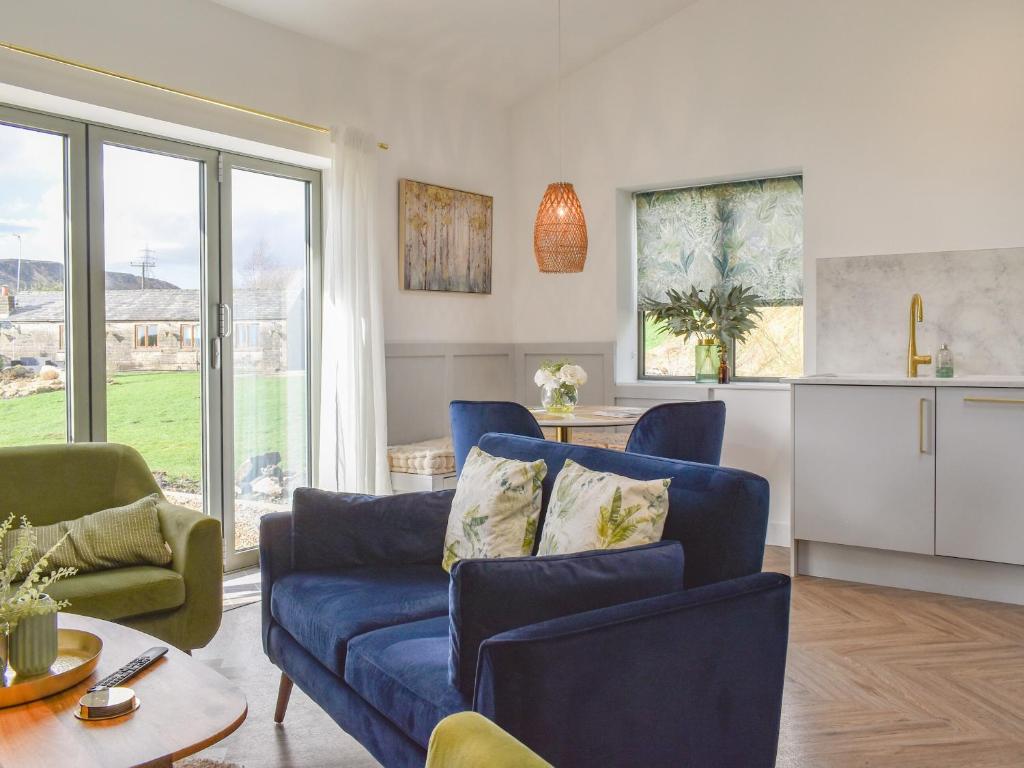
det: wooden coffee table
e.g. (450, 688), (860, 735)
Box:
(0, 613), (246, 768)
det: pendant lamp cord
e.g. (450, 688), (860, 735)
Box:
(557, 0), (563, 184)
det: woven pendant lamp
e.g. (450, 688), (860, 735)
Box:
(534, 183), (588, 272)
(533, 0), (587, 273)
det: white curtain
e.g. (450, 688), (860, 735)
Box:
(318, 127), (391, 494)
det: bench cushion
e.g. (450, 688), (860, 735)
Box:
(346, 616), (469, 749)
(49, 565), (185, 620)
(271, 565), (449, 677)
(388, 437), (455, 475)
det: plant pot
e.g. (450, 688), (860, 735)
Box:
(695, 341), (720, 383)
(541, 382), (579, 414)
(8, 606), (58, 677)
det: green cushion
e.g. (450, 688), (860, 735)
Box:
(4, 494), (172, 577)
(46, 566), (185, 621)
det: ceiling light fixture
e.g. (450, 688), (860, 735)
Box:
(532, 0), (587, 273)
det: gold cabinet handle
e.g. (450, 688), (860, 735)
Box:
(964, 397), (1024, 405)
(919, 398), (926, 453)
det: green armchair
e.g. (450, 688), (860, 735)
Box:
(0, 443), (222, 651)
(426, 713), (553, 768)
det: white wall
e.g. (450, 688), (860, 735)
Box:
(0, 0), (517, 344)
(508, 0), (1024, 372)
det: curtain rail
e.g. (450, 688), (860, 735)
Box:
(0, 40), (332, 134)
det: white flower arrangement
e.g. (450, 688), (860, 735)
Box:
(533, 367), (558, 388)
(534, 361), (588, 388)
(558, 364), (588, 387)
(535, 360), (588, 413)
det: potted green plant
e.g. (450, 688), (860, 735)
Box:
(1, 515), (77, 678)
(643, 284), (763, 383)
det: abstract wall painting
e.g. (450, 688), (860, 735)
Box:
(399, 179), (492, 294)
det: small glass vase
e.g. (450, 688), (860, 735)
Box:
(8, 605), (58, 678)
(541, 382), (579, 414)
(695, 341), (720, 383)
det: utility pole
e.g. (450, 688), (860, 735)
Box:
(130, 245), (157, 289)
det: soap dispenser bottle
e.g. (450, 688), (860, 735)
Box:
(936, 343), (954, 378)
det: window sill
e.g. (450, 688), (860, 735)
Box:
(615, 379), (792, 396)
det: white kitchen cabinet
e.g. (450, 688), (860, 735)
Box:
(794, 385), (935, 555)
(936, 388), (1024, 565)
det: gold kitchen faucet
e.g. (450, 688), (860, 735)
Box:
(907, 293), (932, 378)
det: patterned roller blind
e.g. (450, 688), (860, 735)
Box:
(635, 176), (804, 308)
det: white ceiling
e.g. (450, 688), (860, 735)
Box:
(209, 0), (698, 105)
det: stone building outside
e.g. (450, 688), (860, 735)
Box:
(0, 288), (301, 375)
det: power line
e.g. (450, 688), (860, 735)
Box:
(130, 245), (157, 289)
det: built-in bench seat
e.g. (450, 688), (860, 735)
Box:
(387, 437), (455, 475)
(388, 437), (457, 492)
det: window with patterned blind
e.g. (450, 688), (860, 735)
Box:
(636, 176), (804, 380)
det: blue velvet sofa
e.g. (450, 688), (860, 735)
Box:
(261, 434), (790, 768)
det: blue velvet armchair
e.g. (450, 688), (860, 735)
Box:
(261, 434), (790, 768)
(448, 400), (544, 474)
(626, 400), (727, 464)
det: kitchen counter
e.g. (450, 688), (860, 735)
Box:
(790, 375), (1024, 605)
(784, 374), (1024, 387)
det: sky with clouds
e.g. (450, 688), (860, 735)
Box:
(0, 123), (66, 268)
(0, 122), (308, 292)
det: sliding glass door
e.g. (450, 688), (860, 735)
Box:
(88, 128), (221, 516)
(220, 156), (320, 569)
(0, 102), (321, 570)
(0, 108), (88, 445)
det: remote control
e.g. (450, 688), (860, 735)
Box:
(88, 646), (168, 692)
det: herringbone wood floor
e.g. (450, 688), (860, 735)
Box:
(189, 547), (1024, 767)
(765, 546), (1024, 768)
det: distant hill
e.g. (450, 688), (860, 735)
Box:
(0, 259), (179, 291)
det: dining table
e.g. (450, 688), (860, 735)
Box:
(529, 405), (648, 443)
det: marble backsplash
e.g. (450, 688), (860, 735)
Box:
(816, 248), (1024, 376)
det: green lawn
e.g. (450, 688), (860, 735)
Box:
(0, 372), (306, 485)
(0, 384), (67, 444)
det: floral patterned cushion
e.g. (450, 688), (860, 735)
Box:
(442, 447), (547, 573)
(537, 459), (671, 555)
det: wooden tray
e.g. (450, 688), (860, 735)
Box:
(0, 629), (102, 708)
